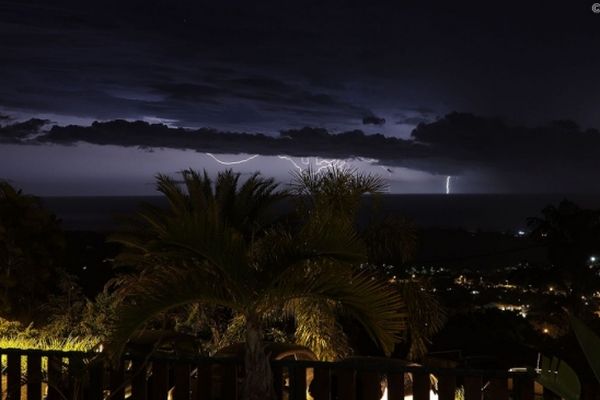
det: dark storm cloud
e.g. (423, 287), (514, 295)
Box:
(5, 0), (600, 133)
(410, 113), (600, 191)
(157, 76), (370, 116)
(3, 1), (600, 193)
(0, 118), (48, 143)
(0, 1), (379, 129)
(28, 120), (426, 166)
(362, 115), (386, 126)
(4, 112), (600, 191)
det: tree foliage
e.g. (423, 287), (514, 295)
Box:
(528, 200), (600, 312)
(0, 182), (65, 323)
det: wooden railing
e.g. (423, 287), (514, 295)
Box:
(0, 347), (589, 400)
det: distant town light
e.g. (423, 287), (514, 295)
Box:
(543, 328), (549, 334)
(591, 256), (597, 263)
(517, 230), (526, 236)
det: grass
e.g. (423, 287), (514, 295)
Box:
(0, 335), (99, 352)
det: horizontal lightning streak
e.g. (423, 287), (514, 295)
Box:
(206, 153), (259, 165)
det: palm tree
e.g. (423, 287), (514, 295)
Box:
(290, 167), (444, 361)
(107, 170), (406, 400)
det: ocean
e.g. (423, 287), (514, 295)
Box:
(41, 194), (600, 232)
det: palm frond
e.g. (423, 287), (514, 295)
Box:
(258, 213), (366, 287)
(363, 216), (418, 266)
(106, 266), (238, 358)
(234, 172), (288, 232)
(155, 174), (192, 216)
(292, 299), (352, 361)
(113, 210), (253, 293)
(268, 268), (406, 356)
(213, 313), (247, 351)
(112, 173), (262, 297)
(289, 166), (387, 221)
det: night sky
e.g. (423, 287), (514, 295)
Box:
(1, 0), (600, 195)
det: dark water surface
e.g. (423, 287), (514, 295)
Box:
(42, 194), (600, 232)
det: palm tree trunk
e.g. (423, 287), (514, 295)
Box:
(243, 315), (275, 400)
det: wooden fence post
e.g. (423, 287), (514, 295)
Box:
(87, 360), (104, 400)
(131, 359), (148, 400)
(464, 375), (482, 400)
(310, 367), (330, 400)
(513, 375), (535, 400)
(109, 360), (125, 400)
(485, 377), (509, 400)
(288, 365), (306, 400)
(47, 355), (63, 400)
(193, 365), (212, 400)
(272, 365), (284, 400)
(221, 363), (237, 400)
(150, 360), (169, 400)
(412, 372), (430, 400)
(27, 352), (42, 400)
(336, 368), (355, 400)
(437, 374), (456, 400)
(357, 371), (381, 400)
(173, 362), (191, 400)
(387, 372), (405, 400)
(7, 352), (21, 400)
(67, 353), (86, 400)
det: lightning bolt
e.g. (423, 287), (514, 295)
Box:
(206, 153), (259, 165)
(446, 176), (451, 194)
(206, 153), (390, 180)
(315, 157), (336, 173)
(278, 155), (303, 171)
(316, 158), (349, 172)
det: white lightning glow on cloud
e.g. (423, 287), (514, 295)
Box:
(358, 157), (378, 163)
(206, 153), (259, 165)
(446, 176), (451, 194)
